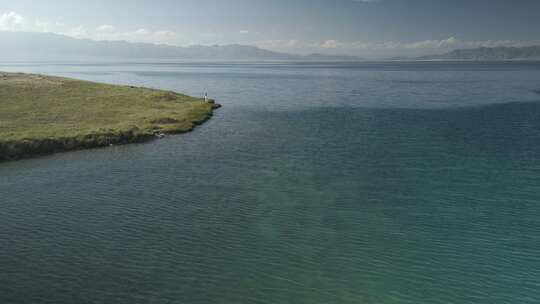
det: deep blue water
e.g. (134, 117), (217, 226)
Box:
(1, 61), (540, 304)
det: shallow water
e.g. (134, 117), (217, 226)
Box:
(1, 61), (540, 303)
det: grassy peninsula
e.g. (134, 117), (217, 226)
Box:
(0, 72), (220, 161)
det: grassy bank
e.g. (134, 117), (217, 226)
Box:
(0, 72), (219, 161)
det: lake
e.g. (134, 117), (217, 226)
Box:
(1, 61), (540, 303)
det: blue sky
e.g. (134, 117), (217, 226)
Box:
(1, 0), (539, 58)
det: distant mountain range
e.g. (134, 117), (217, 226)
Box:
(415, 46), (540, 61)
(0, 32), (363, 61)
(2, 32), (539, 62)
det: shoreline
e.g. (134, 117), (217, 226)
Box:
(0, 111), (217, 162)
(0, 72), (221, 162)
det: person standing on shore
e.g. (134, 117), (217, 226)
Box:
(204, 91), (208, 102)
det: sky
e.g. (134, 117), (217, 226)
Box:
(1, 0), (539, 58)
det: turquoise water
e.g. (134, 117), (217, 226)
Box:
(1, 61), (540, 303)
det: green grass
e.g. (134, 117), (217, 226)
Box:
(0, 72), (216, 160)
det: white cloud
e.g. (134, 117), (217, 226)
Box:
(342, 37), (537, 51)
(34, 20), (53, 32)
(0, 11), (82, 38)
(342, 37), (534, 51)
(257, 39), (317, 50)
(155, 30), (176, 37)
(403, 37), (459, 49)
(0, 12), (25, 31)
(255, 37), (539, 58)
(97, 24), (115, 32)
(0, 11), (182, 45)
(63, 26), (87, 38)
(321, 40), (344, 49)
(93, 27), (180, 45)
(0, 11), (69, 34)
(2, 11), (539, 57)
(135, 28), (151, 35)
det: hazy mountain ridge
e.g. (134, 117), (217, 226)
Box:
(0, 32), (363, 61)
(417, 46), (540, 60)
(5, 32), (538, 62)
